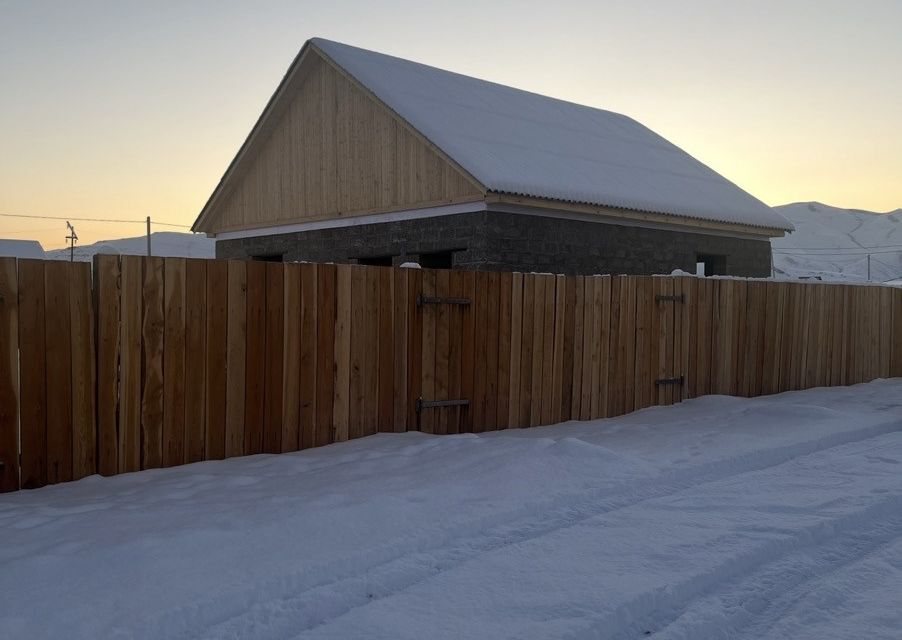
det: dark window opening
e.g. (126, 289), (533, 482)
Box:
(356, 255), (393, 267)
(697, 253), (727, 276)
(251, 253), (284, 262)
(419, 250), (454, 269)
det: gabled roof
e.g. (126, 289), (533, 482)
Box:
(311, 38), (792, 232)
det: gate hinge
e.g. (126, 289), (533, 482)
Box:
(417, 295), (471, 307)
(655, 376), (684, 386)
(415, 397), (470, 412)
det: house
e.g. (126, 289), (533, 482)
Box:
(193, 38), (793, 276)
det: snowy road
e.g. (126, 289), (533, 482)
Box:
(2, 382), (902, 639)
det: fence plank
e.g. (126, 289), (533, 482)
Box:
(226, 260), (247, 458)
(377, 267), (394, 433)
(349, 266), (366, 439)
(578, 276), (594, 420)
(406, 268), (424, 431)
(447, 270), (465, 433)
(391, 268), (409, 433)
(363, 267), (380, 437)
(119, 256), (142, 473)
(485, 272), (501, 430)
(519, 274), (535, 428)
(281, 263), (301, 452)
(44, 261), (73, 484)
(262, 262), (283, 453)
(18, 260), (47, 488)
(141, 257), (165, 470)
(70, 262), (96, 480)
(163, 258), (186, 467)
(184, 259), (207, 463)
(433, 269), (451, 434)
(204, 260), (228, 460)
(540, 275), (555, 425)
(332, 265), (351, 443)
(243, 261), (265, 454)
(529, 274), (546, 427)
(497, 272), (513, 430)
(420, 269), (437, 433)
(0, 258), (19, 492)
(508, 272), (524, 428)
(95, 256), (120, 475)
(560, 275), (577, 420)
(300, 264), (319, 446)
(315, 264), (336, 447)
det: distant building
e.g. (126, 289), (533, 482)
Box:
(0, 239), (46, 259)
(193, 38), (792, 276)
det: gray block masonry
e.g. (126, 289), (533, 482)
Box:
(215, 211), (772, 277)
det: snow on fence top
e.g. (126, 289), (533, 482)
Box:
(313, 38), (793, 232)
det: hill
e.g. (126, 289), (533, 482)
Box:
(772, 202), (902, 282)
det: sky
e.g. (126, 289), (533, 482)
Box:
(1, 0), (900, 249)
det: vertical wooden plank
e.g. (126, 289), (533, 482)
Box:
(44, 261), (73, 484)
(95, 255), (120, 476)
(316, 263), (336, 446)
(262, 262), (283, 453)
(892, 288), (902, 378)
(508, 272), (523, 428)
(596, 275), (612, 416)
(497, 272), (513, 430)
(560, 275), (577, 421)
(391, 268), (409, 432)
(604, 275), (620, 415)
(332, 264), (351, 442)
(299, 264), (319, 447)
(519, 274), (535, 428)
(349, 266), (366, 439)
(184, 259), (207, 463)
(141, 257), (164, 470)
(633, 277), (654, 410)
(446, 270), (464, 434)
(377, 267), (394, 432)
(694, 278), (713, 398)
(0, 258), (19, 492)
(880, 287), (892, 378)
(675, 277), (690, 402)
(205, 259), (228, 460)
(529, 274), (546, 427)
(18, 260), (46, 488)
(281, 263), (301, 452)
(588, 276), (604, 418)
(70, 262), (96, 480)
(621, 276), (638, 414)
(539, 275), (555, 425)
(761, 280), (782, 396)
(163, 258), (186, 467)
(578, 276), (595, 420)
(570, 276), (585, 418)
(119, 256), (142, 474)
(363, 267), (380, 436)
(484, 271), (501, 430)
(243, 261), (265, 455)
(433, 269), (451, 434)
(406, 268), (425, 431)
(226, 260), (247, 458)
(420, 269), (437, 433)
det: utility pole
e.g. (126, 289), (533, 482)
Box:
(146, 216), (151, 256)
(65, 221), (78, 262)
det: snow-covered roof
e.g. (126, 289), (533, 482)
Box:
(0, 239), (46, 259)
(313, 38), (792, 232)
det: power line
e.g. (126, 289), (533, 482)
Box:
(0, 213), (191, 228)
(772, 247), (902, 256)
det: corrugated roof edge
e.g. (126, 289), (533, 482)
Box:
(488, 189), (793, 234)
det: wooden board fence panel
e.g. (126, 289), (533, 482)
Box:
(4, 257), (902, 494)
(163, 258), (186, 467)
(70, 262), (96, 480)
(0, 258), (18, 492)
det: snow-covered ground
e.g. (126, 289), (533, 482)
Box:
(45, 231), (214, 261)
(773, 202), (902, 282)
(2, 381), (902, 639)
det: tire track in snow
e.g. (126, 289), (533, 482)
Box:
(132, 419), (902, 640)
(568, 494), (902, 640)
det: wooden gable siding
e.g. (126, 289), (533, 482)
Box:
(205, 51), (483, 234)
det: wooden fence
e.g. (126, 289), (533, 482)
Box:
(1, 255), (901, 493)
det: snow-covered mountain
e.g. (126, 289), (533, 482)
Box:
(0, 239), (46, 259)
(772, 202), (902, 282)
(46, 231), (215, 262)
